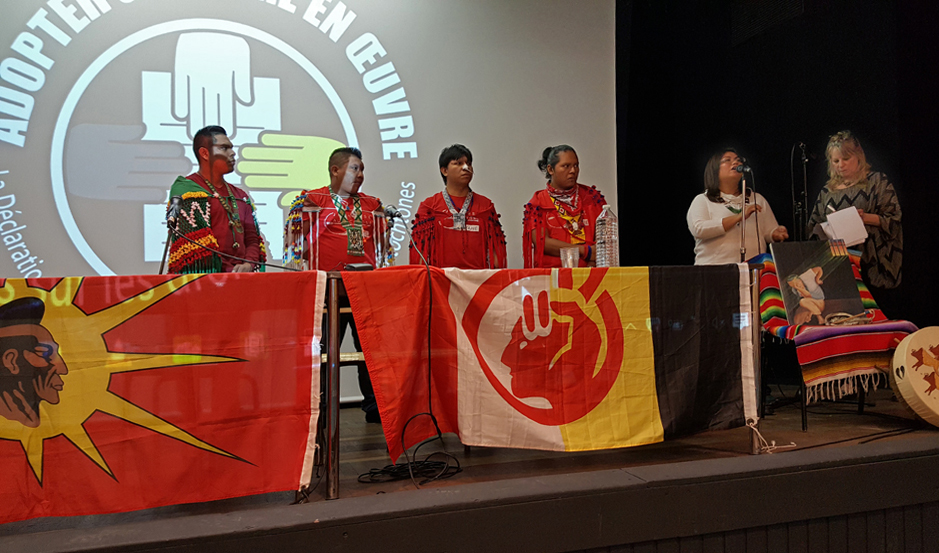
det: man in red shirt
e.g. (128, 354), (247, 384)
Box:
(284, 147), (384, 422)
(410, 144), (506, 269)
(284, 147), (386, 271)
(167, 126), (266, 273)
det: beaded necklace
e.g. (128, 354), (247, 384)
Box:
(199, 174), (244, 249)
(443, 189), (474, 230)
(330, 191), (365, 256)
(546, 184), (585, 236)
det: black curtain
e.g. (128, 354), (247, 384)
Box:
(617, 0), (937, 325)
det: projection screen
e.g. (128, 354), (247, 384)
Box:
(0, 0), (616, 276)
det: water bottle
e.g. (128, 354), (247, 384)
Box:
(594, 205), (619, 267)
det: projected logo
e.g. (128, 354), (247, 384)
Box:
(461, 269), (625, 426)
(52, 20), (357, 275)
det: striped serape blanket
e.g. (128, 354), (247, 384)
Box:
(754, 252), (917, 403)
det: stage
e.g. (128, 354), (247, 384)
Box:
(3, 386), (938, 553)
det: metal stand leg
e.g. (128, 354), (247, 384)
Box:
(750, 266), (763, 455)
(801, 381), (808, 432)
(326, 275), (341, 500)
(158, 226), (173, 275)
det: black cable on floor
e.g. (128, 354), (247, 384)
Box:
(795, 427), (925, 452)
(358, 413), (462, 486)
(858, 427), (917, 445)
(359, 248), (461, 489)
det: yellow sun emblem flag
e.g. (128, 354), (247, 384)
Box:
(0, 272), (324, 524)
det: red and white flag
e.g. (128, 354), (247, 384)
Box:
(345, 265), (756, 461)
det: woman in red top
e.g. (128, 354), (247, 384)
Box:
(522, 145), (608, 268)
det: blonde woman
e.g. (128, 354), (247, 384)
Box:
(807, 131), (902, 289)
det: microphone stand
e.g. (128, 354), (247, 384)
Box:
(739, 170), (748, 263)
(159, 196), (181, 275)
(158, 221), (174, 275)
(378, 208), (459, 487)
(790, 142), (809, 242)
(392, 211), (429, 267)
(798, 143), (808, 241)
(751, 169), (762, 256)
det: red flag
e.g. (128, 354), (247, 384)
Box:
(344, 266), (460, 461)
(0, 272), (324, 524)
(345, 266), (756, 460)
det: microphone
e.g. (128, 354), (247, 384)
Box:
(734, 165), (752, 173)
(383, 204), (404, 221)
(798, 142), (818, 160)
(165, 196), (182, 228)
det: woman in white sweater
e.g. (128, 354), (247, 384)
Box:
(686, 148), (789, 265)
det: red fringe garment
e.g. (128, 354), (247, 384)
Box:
(410, 192), (507, 269)
(522, 183), (607, 268)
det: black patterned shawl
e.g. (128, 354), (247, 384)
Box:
(807, 172), (902, 288)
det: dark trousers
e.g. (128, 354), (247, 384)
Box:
(323, 296), (377, 417)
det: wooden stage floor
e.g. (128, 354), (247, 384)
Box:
(3, 386), (938, 552)
(328, 385), (927, 497)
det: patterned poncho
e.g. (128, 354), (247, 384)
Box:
(807, 172), (902, 288)
(167, 175), (266, 274)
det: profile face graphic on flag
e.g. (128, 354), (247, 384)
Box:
(0, 272), (323, 524)
(466, 271), (623, 426)
(452, 268), (663, 452)
(0, 297), (71, 429)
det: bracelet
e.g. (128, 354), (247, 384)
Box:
(583, 245), (592, 261)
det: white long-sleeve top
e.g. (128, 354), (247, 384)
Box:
(686, 191), (780, 265)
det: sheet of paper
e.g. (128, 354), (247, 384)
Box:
(822, 207), (868, 247)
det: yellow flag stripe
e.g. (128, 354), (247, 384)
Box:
(559, 267), (664, 450)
